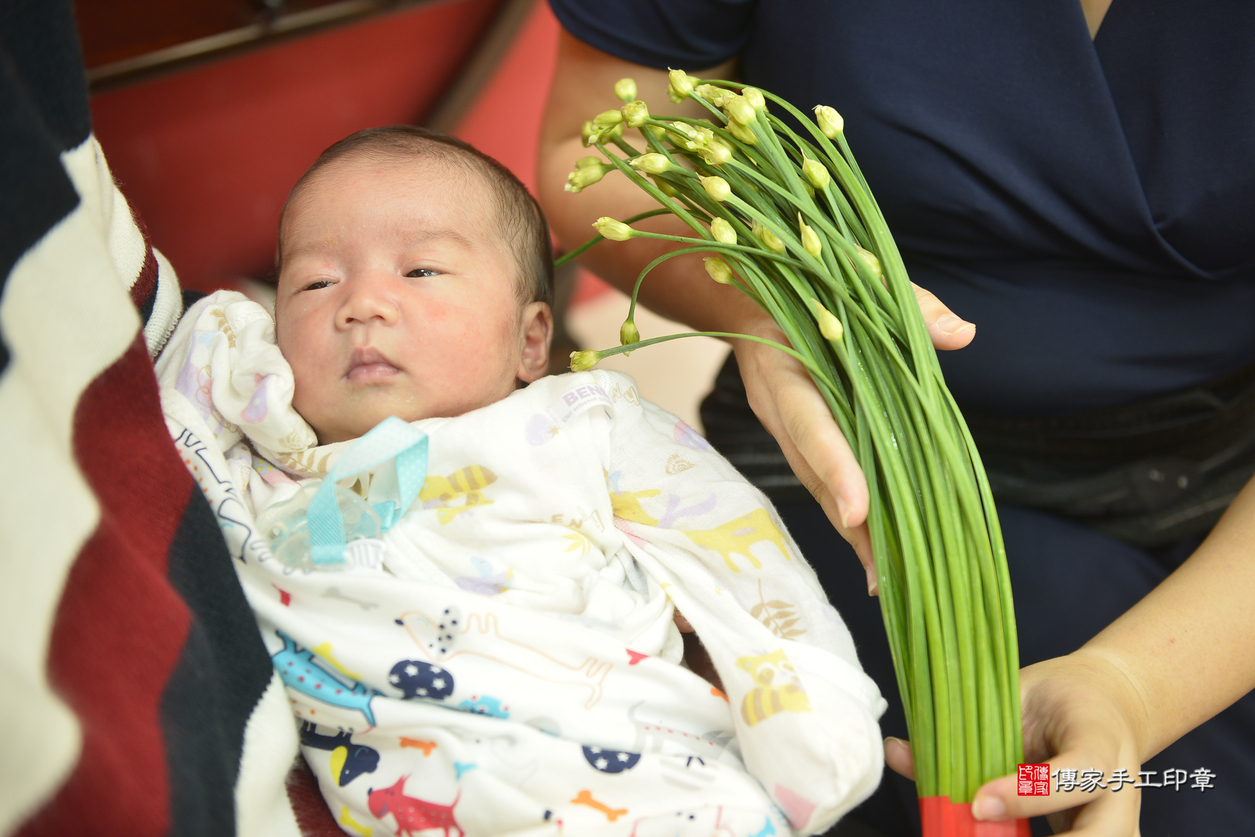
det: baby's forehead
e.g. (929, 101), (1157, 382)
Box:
(290, 151), (504, 233)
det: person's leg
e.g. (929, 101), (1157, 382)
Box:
(781, 499), (1255, 836)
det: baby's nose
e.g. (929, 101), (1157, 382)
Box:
(336, 275), (399, 327)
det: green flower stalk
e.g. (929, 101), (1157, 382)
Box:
(558, 74), (1024, 809)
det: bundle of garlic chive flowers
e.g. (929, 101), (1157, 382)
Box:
(559, 72), (1023, 806)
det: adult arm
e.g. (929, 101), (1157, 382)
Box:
(886, 473), (1255, 834)
(537, 30), (975, 580)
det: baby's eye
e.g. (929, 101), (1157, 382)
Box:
(302, 280), (332, 291)
(406, 268), (440, 278)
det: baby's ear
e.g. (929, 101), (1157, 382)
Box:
(517, 301), (553, 383)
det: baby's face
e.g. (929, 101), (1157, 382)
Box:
(276, 156), (548, 444)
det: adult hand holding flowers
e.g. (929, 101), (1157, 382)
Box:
(538, 35), (975, 586)
(545, 57), (1023, 828)
(885, 474), (1255, 836)
(731, 290), (973, 591)
(885, 653), (1146, 837)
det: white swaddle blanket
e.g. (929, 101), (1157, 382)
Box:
(155, 291), (885, 836)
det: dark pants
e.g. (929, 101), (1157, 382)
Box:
(778, 499), (1255, 837)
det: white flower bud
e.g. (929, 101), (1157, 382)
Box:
(742, 87), (766, 110)
(710, 217), (737, 245)
(622, 99), (650, 128)
(799, 214), (822, 258)
(667, 68), (698, 103)
(670, 120), (699, 138)
(614, 78), (638, 103)
(593, 217), (635, 241)
(701, 141), (733, 166)
(802, 157), (830, 190)
(564, 164), (608, 193)
(809, 298), (844, 341)
(814, 105), (844, 138)
(581, 120), (595, 146)
(727, 120), (757, 145)
(752, 220), (785, 254)
(701, 176), (732, 202)
(725, 95), (756, 126)
(593, 109), (624, 127)
(649, 175), (679, 197)
(587, 121), (624, 145)
(695, 84), (734, 108)
(570, 350), (601, 372)
(857, 246), (883, 279)
(704, 257), (734, 284)
(631, 153), (671, 174)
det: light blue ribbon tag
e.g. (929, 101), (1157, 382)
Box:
(306, 416), (429, 566)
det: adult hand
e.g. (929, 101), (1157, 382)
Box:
(732, 285), (975, 593)
(884, 650), (1149, 836)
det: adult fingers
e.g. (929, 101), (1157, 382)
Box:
(970, 759), (1141, 837)
(912, 282), (976, 351)
(970, 656), (1146, 835)
(734, 337), (878, 589)
(884, 737), (916, 781)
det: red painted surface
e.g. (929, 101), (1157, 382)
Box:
(448, 0), (556, 192)
(88, 0), (611, 306)
(90, 0), (503, 293)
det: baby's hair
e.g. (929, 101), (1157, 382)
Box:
(278, 125), (553, 307)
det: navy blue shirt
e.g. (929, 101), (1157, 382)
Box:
(550, 0), (1255, 416)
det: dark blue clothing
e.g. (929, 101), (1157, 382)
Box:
(549, 1), (1255, 834)
(550, 0), (1255, 416)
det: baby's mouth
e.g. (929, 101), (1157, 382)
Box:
(346, 347), (400, 384)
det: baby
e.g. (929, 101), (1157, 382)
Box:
(155, 126), (884, 837)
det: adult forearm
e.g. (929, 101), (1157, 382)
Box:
(1082, 474), (1255, 762)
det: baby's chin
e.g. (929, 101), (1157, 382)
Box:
(311, 412), (427, 446)
(305, 385), (520, 444)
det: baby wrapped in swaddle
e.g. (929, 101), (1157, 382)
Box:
(156, 126), (885, 836)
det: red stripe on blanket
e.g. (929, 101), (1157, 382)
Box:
(19, 335), (189, 837)
(127, 201), (159, 316)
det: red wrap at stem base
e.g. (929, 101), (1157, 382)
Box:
(919, 797), (1031, 837)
